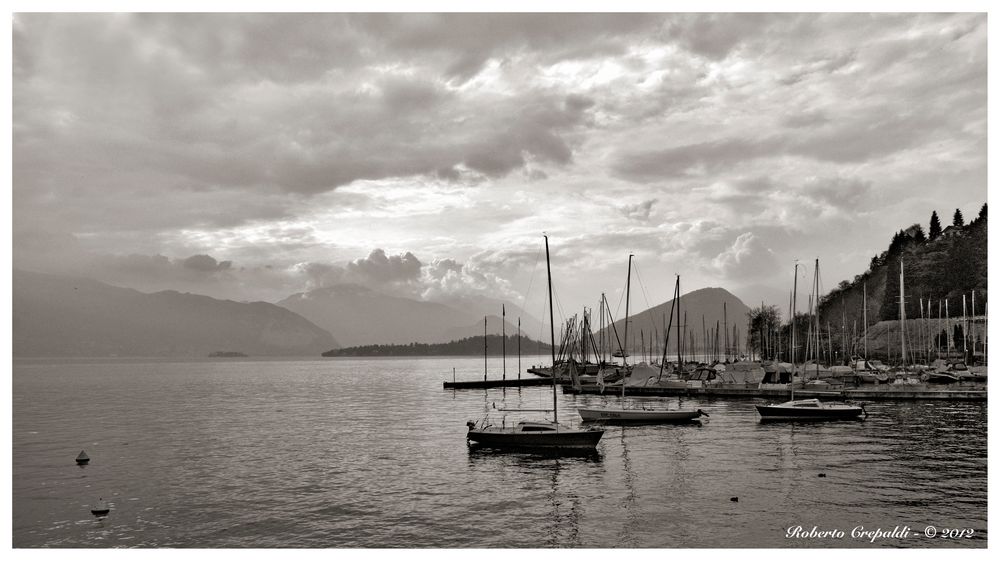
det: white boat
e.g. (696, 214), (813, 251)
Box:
(578, 406), (706, 423)
(466, 236), (604, 451)
(756, 398), (866, 421)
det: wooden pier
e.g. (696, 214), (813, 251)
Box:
(443, 377), (554, 389)
(562, 383), (987, 401)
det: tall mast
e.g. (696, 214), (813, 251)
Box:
(484, 316), (488, 382)
(600, 294), (606, 364)
(724, 302), (729, 362)
(946, 299), (951, 357)
(963, 293), (968, 360)
(517, 317), (521, 380)
(624, 254), (633, 368)
(675, 276), (682, 368)
(791, 262), (798, 369)
(900, 259), (907, 366)
(814, 259), (820, 365)
(702, 315), (707, 363)
(863, 282), (868, 360)
(972, 290), (977, 359)
(502, 305), (506, 381)
(544, 234), (557, 424)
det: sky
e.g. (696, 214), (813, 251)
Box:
(11, 12), (988, 324)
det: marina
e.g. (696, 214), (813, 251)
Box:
(562, 382), (988, 401)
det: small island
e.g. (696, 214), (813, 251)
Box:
(208, 351), (248, 358)
(322, 334), (551, 357)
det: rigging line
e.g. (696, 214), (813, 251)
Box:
(631, 260), (659, 334)
(518, 245), (543, 321)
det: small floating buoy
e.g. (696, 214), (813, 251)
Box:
(76, 450), (90, 465)
(730, 497), (739, 502)
(818, 473), (827, 478)
(90, 497), (110, 517)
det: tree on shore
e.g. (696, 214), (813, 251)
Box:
(929, 210), (942, 240)
(953, 208), (965, 227)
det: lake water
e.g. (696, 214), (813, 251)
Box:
(12, 357), (987, 548)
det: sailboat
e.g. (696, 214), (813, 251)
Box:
(756, 260), (866, 421)
(577, 256), (707, 423)
(466, 236), (604, 450)
(756, 397), (866, 421)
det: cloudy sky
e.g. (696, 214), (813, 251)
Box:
(12, 12), (987, 322)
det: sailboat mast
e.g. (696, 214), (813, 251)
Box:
(502, 305), (506, 381)
(517, 317), (521, 380)
(938, 299), (942, 360)
(544, 235), (557, 424)
(601, 294), (606, 364)
(484, 315), (488, 382)
(675, 276), (682, 368)
(624, 254), (633, 368)
(724, 302), (729, 362)
(702, 315), (707, 363)
(791, 262), (798, 369)
(863, 282), (868, 360)
(900, 260), (907, 366)
(946, 299), (951, 357)
(814, 259), (820, 365)
(963, 294), (968, 360)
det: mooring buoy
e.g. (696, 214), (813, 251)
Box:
(91, 497), (110, 517)
(76, 450), (90, 465)
(730, 497), (739, 502)
(818, 473), (827, 478)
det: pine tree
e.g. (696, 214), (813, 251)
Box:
(978, 203), (987, 221)
(953, 208), (965, 227)
(929, 210), (942, 240)
(911, 224), (926, 242)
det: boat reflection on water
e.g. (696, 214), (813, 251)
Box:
(466, 441), (604, 460)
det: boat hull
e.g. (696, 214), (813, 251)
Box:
(755, 404), (864, 421)
(578, 407), (703, 423)
(467, 427), (604, 450)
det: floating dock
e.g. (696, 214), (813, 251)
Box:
(562, 383), (987, 401)
(443, 377), (555, 389)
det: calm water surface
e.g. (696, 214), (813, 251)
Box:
(12, 357), (987, 548)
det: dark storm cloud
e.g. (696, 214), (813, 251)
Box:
(665, 13), (779, 59)
(361, 13), (662, 82)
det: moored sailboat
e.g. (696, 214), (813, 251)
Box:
(466, 235), (604, 451)
(755, 398), (866, 421)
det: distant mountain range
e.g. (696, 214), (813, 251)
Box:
(599, 287), (752, 357)
(12, 269), (753, 358)
(276, 284), (542, 347)
(13, 269), (338, 357)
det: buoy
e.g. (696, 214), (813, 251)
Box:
(90, 498), (110, 517)
(818, 473), (827, 478)
(730, 497), (739, 502)
(76, 451), (90, 465)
